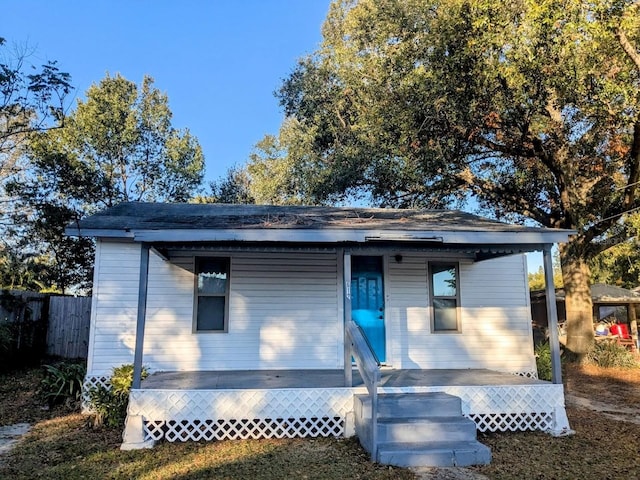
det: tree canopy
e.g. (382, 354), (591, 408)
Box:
(0, 36), (72, 221)
(239, 0), (640, 358)
(9, 73), (205, 292)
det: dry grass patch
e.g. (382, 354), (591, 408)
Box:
(564, 362), (640, 407)
(3, 364), (640, 479)
(0, 414), (414, 480)
(474, 407), (640, 479)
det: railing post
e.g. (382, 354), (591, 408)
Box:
(371, 373), (378, 462)
(346, 320), (380, 462)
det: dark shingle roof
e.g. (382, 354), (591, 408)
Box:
(73, 202), (551, 233)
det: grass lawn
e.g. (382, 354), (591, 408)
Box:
(1, 363), (640, 479)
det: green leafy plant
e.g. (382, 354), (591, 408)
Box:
(535, 342), (553, 381)
(0, 320), (13, 354)
(39, 361), (86, 407)
(88, 364), (147, 428)
(586, 341), (639, 369)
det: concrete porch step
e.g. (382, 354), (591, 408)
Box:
(354, 391), (491, 467)
(355, 391), (463, 418)
(377, 416), (478, 443)
(377, 440), (492, 467)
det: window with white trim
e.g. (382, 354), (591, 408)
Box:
(194, 257), (230, 332)
(429, 262), (460, 332)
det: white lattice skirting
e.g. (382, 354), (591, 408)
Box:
(127, 388), (355, 442)
(81, 375), (111, 412)
(123, 383), (570, 445)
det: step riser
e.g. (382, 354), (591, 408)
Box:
(378, 444), (492, 467)
(355, 394), (462, 419)
(378, 421), (477, 443)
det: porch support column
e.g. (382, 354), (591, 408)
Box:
(543, 245), (562, 384)
(343, 249), (353, 387)
(132, 242), (150, 389)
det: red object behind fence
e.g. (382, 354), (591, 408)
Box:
(610, 323), (630, 339)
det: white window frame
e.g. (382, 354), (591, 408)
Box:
(193, 256), (230, 333)
(428, 261), (461, 333)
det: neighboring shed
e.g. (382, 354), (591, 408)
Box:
(67, 202), (573, 466)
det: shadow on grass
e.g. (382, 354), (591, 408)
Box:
(0, 414), (416, 480)
(564, 363), (640, 406)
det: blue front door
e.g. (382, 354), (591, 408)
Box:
(351, 256), (386, 362)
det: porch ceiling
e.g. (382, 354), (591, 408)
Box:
(152, 241), (546, 263)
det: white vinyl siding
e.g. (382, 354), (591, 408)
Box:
(88, 240), (535, 376)
(386, 253), (535, 373)
(89, 243), (341, 374)
(87, 240), (141, 373)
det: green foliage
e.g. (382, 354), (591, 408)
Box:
(0, 242), (53, 291)
(590, 214), (640, 289)
(0, 319), (13, 354)
(9, 73), (205, 293)
(0, 37), (72, 291)
(586, 340), (639, 369)
(528, 266), (563, 291)
(88, 364), (148, 428)
(535, 342), (553, 381)
(0, 36), (72, 180)
(203, 165), (255, 204)
(39, 361), (86, 407)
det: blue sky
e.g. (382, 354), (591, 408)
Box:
(4, 0), (330, 184)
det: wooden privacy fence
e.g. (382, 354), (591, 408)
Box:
(1, 290), (91, 361)
(47, 296), (92, 358)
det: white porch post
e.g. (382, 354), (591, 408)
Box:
(543, 244), (562, 384)
(132, 242), (150, 389)
(343, 249), (352, 387)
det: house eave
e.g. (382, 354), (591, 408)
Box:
(128, 228), (571, 245)
(65, 227), (135, 238)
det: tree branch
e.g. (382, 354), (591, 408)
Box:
(457, 174), (553, 226)
(581, 122), (640, 245)
(616, 27), (640, 72)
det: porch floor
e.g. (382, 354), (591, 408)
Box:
(140, 368), (547, 390)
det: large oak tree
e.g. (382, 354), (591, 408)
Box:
(249, 0), (640, 359)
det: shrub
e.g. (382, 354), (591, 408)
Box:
(586, 340), (639, 368)
(88, 364), (148, 428)
(39, 361), (86, 407)
(535, 342), (553, 381)
(0, 320), (13, 355)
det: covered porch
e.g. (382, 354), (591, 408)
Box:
(125, 368), (569, 446)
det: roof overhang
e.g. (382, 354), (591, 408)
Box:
(67, 227), (572, 246)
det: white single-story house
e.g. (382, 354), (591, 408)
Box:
(68, 202), (572, 467)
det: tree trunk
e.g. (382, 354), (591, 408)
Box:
(560, 246), (594, 361)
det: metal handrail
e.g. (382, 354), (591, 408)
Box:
(346, 320), (381, 462)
